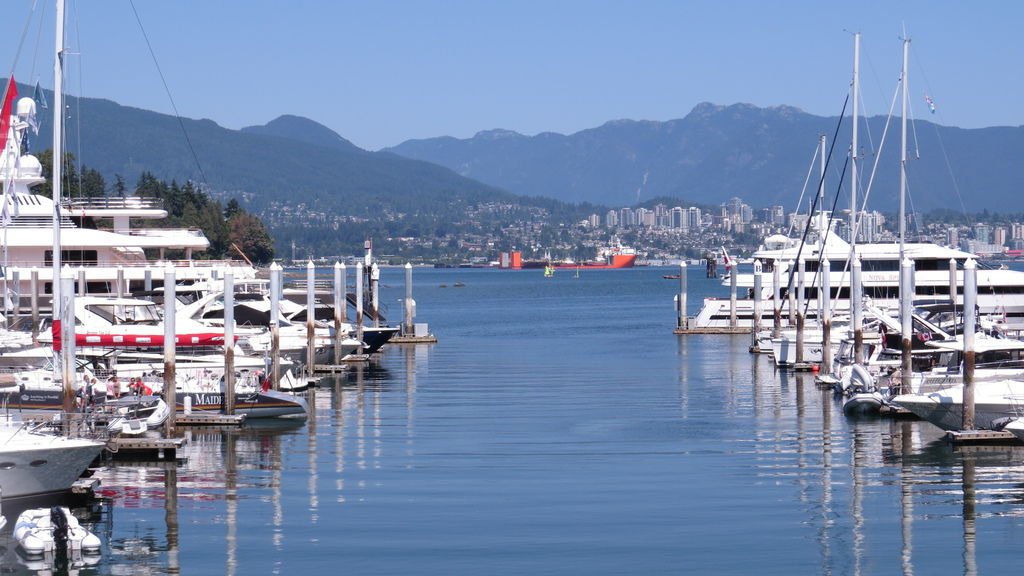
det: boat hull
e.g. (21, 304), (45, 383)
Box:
(892, 381), (1024, 430)
(361, 327), (399, 354)
(175, 389), (309, 418)
(518, 254), (637, 270)
(843, 392), (885, 415)
(0, 436), (104, 499)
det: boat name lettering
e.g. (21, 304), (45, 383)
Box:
(191, 394), (222, 406)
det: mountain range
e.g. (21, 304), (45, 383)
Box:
(387, 102), (1024, 214)
(14, 80), (1024, 256)
(25, 89), (511, 218)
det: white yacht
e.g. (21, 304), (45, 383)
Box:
(0, 95), (256, 310)
(35, 296), (229, 349)
(891, 379), (1024, 431)
(0, 416), (104, 499)
(176, 290), (364, 364)
(690, 213), (1024, 332)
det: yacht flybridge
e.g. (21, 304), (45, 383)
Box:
(691, 212), (1024, 332)
(0, 94), (255, 307)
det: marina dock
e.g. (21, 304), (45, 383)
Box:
(175, 413), (247, 427)
(391, 334), (440, 343)
(673, 326), (750, 335)
(106, 436), (187, 460)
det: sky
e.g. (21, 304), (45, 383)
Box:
(2, 0), (1021, 151)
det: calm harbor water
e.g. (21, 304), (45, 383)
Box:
(4, 265), (1024, 574)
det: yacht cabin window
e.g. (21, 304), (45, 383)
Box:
(44, 250), (98, 267)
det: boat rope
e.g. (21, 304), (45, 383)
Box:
(127, 0), (208, 185)
(784, 94), (849, 304)
(812, 70), (901, 311)
(786, 144), (821, 238)
(4, 2), (39, 86)
(911, 48), (971, 227)
(857, 72), (900, 226)
(802, 154), (849, 319)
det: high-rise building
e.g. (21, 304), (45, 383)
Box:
(687, 207), (702, 230)
(670, 207), (686, 230)
(605, 210), (619, 227)
(974, 223), (992, 244)
(619, 207), (635, 227)
(994, 226), (1007, 247)
(641, 210), (657, 227)
(635, 207), (650, 227)
(947, 227), (959, 248)
(740, 204), (753, 224)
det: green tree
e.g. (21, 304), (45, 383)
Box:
(114, 174), (127, 198)
(79, 167), (106, 198)
(224, 198), (243, 220)
(34, 150), (86, 198)
(229, 212), (275, 265)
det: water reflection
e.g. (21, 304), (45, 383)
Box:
(84, 419), (303, 573)
(852, 425), (868, 576)
(675, 332), (690, 419)
(962, 456), (977, 576)
(25, 327), (1024, 573)
(165, 462), (179, 576)
(744, 363), (1024, 575)
(224, 432), (237, 576)
(898, 421), (914, 576)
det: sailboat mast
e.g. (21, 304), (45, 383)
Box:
(818, 133), (826, 238)
(850, 32), (859, 249)
(818, 133), (827, 321)
(900, 36), (909, 263)
(52, 0), (65, 318)
(898, 36), (913, 395)
(849, 32), (861, 347)
(53, 0), (76, 411)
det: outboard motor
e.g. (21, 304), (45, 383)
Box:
(50, 506), (69, 569)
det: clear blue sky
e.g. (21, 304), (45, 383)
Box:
(3, 1), (1019, 151)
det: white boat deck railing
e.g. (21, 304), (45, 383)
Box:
(3, 259), (255, 270)
(10, 412), (113, 442)
(64, 197), (165, 211)
(124, 228), (206, 238)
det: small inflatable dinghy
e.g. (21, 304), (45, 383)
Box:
(14, 506), (101, 555)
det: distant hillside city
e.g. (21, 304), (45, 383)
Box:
(376, 194), (1024, 268)
(570, 196), (1024, 264)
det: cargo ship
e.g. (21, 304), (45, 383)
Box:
(499, 244), (637, 270)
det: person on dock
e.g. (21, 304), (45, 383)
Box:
(77, 374), (94, 411)
(108, 375), (121, 399)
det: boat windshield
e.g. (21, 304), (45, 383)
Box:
(86, 303), (162, 325)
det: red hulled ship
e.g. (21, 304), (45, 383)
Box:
(500, 244), (637, 270)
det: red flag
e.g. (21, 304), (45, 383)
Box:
(52, 319), (62, 352)
(0, 77), (17, 153)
